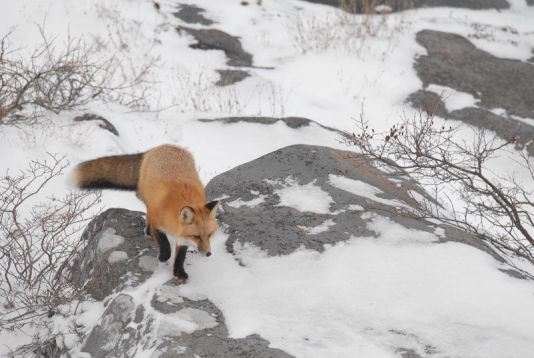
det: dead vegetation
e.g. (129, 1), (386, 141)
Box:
(290, 0), (405, 55)
(347, 103), (534, 263)
(0, 154), (101, 330)
(0, 25), (157, 126)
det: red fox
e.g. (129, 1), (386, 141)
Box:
(73, 144), (219, 283)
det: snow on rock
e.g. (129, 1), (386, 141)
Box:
(206, 144), (477, 256)
(272, 177), (334, 214)
(414, 30), (534, 120)
(96, 228), (125, 254)
(65, 206), (291, 358)
(328, 174), (412, 209)
(108, 250), (128, 264)
(190, 144), (534, 358)
(25, 144), (534, 358)
(409, 90), (534, 157)
(68, 209), (158, 301)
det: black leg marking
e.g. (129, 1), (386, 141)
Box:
(174, 245), (188, 281)
(155, 230), (171, 262)
(145, 223), (151, 237)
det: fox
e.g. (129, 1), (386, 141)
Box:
(73, 144), (219, 283)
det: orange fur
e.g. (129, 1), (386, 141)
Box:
(74, 144), (219, 254)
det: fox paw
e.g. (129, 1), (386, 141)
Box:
(174, 272), (188, 284)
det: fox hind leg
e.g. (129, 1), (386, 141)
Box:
(174, 245), (188, 284)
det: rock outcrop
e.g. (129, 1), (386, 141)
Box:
(300, 0), (509, 12)
(410, 30), (534, 157)
(414, 30), (534, 119)
(69, 208), (293, 358)
(66, 144), (527, 357)
(205, 144), (503, 260)
(179, 27), (253, 67)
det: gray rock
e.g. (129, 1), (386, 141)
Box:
(299, 0), (508, 12)
(151, 291), (293, 358)
(198, 116), (349, 136)
(81, 279), (293, 357)
(408, 90), (534, 157)
(67, 208), (157, 300)
(83, 294), (139, 358)
(71, 209), (292, 357)
(205, 144), (502, 261)
(174, 4), (214, 25)
(179, 27), (253, 67)
(415, 30), (534, 119)
(396, 348), (424, 358)
(215, 69), (250, 86)
(65, 141), (532, 357)
(73, 113), (119, 136)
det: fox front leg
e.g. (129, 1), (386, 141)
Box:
(174, 245), (189, 284)
(151, 227), (171, 263)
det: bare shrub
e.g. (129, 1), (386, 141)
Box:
(174, 69), (243, 114)
(0, 25), (157, 125)
(346, 109), (534, 262)
(0, 154), (101, 330)
(290, 0), (403, 55)
(173, 69), (287, 117)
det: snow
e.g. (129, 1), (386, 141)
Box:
(97, 228), (125, 253)
(427, 84), (479, 111)
(298, 218), (336, 234)
(329, 174), (411, 209)
(180, 217), (534, 358)
(1, 0), (534, 356)
(157, 308), (218, 337)
(271, 177), (334, 214)
(108, 250), (128, 264)
(227, 193), (266, 208)
(138, 256), (159, 272)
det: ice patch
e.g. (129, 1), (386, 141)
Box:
(156, 285), (185, 305)
(157, 308), (218, 337)
(108, 250), (128, 264)
(227, 194), (266, 208)
(97, 228), (125, 253)
(139, 256), (158, 272)
(347, 204), (364, 211)
(329, 174), (410, 209)
(298, 219), (336, 235)
(269, 177), (333, 214)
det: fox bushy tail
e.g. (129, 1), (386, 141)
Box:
(74, 153), (143, 191)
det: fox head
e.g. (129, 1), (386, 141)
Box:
(175, 200), (220, 256)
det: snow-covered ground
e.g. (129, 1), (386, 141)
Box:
(2, 0), (534, 357)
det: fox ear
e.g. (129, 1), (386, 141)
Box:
(206, 200), (219, 217)
(180, 206), (195, 224)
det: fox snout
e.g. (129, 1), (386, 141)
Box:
(198, 240), (211, 257)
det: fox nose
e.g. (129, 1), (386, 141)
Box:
(206, 252), (211, 257)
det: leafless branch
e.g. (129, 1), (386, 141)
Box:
(0, 154), (101, 330)
(346, 108), (534, 262)
(0, 25), (157, 125)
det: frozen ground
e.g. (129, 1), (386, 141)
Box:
(1, 0), (534, 357)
